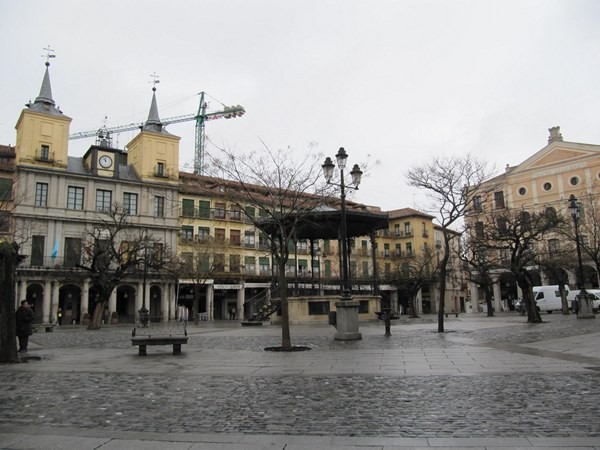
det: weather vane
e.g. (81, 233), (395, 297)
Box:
(41, 45), (56, 66)
(149, 72), (160, 91)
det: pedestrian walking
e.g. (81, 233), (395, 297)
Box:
(16, 300), (34, 353)
(229, 306), (236, 320)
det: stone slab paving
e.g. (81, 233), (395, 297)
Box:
(2, 313), (600, 449)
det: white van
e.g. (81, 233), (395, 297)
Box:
(567, 289), (600, 313)
(533, 285), (571, 313)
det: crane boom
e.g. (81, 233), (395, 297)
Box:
(68, 91), (245, 175)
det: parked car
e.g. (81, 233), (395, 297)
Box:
(533, 285), (571, 313)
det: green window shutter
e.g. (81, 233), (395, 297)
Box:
(182, 199), (195, 217)
(198, 200), (211, 218)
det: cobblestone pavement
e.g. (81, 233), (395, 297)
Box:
(2, 313), (600, 443)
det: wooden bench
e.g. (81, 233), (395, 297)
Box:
(131, 318), (188, 356)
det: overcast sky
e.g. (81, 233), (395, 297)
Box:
(2, 0), (600, 212)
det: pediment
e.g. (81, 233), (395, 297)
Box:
(513, 143), (600, 174)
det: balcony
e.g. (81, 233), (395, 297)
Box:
(35, 148), (55, 163)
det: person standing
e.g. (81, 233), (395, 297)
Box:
(16, 300), (34, 353)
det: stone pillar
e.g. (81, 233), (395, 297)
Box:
(390, 290), (399, 314)
(492, 278), (502, 313)
(43, 280), (52, 323)
(170, 283), (177, 321)
(334, 298), (362, 341)
(469, 281), (479, 313)
(206, 284), (214, 321)
(416, 289), (423, 314)
(18, 280), (27, 307)
(81, 279), (89, 318)
(136, 282), (143, 313)
(51, 282), (60, 324)
(108, 288), (117, 315)
(236, 286), (244, 320)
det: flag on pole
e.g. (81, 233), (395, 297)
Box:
(51, 240), (59, 259)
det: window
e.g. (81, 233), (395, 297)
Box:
(518, 187), (527, 196)
(401, 262), (410, 278)
(40, 144), (50, 161)
(230, 206), (241, 221)
(548, 238), (560, 254)
(123, 192), (138, 215)
(244, 230), (255, 248)
(308, 301), (330, 315)
(473, 195), (482, 211)
(384, 243), (390, 257)
(214, 254), (225, 272)
(323, 240), (331, 254)
(0, 178), (12, 201)
(394, 224), (401, 236)
(404, 222), (411, 234)
(153, 243), (164, 264)
(259, 232), (269, 249)
(31, 235), (45, 266)
(569, 176), (579, 186)
(297, 240), (308, 253)
(285, 260), (295, 274)
(66, 186), (84, 210)
(474, 221), (484, 239)
(181, 226), (193, 240)
(244, 206), (255, 219)
(198, 200), (211, 218)
(350, 261), (357, 278)
(181, 199), (195, 217)
(324, 260), (331, 277)
(362, 261), (369, 277)
(230, 229), (241, 246)
(395, 244), (401, 257)
(35, 183), (48, 207)
(299, 259), (308, 276)
(215, 228), (226, 242)
(497, 217), (508, 233)
(313, 259), (321, 274)
(0, 211), (9, 232)
(244, 256), (256, 274)
(154, 196), (164, 218)
(156, 162), (165, 177)
(230, 255), (241, 273)
(361, 240), (368, 255)
(494, 191), (505, 209)
(197, 227), (210, 241)
(215, 202), (226, 219)
(96, 189), (112, 212)
(259, 256), (270, 274)
(64, 238), (81, 267)
(405, 242), (412, 256)
(543, 182), (552, 191)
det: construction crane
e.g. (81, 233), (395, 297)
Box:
(69, 91), (245, 175)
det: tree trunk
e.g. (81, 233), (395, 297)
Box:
(193, 284), (200, 325)
(0, 242), (20, 363)
(518, 277), (542, 323)
(88, 299), (108, 330)
(481, 284), (494, 317)
(558, 285), (570, 315)
(278, 262), (292, 351)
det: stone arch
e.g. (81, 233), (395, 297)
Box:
(149, 285), (163, 319)
(26, 283), (44, 322)
(59, 284), (82, 325)
(116, 284), (136, 323)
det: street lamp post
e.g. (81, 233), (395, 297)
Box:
(323, 147), (363, 341)
(138, 244), (150, 327)
(568, 194), (595, 319)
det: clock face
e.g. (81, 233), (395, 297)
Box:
(99, 155), (113, 168)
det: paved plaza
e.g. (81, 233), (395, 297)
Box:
(1, 312), (600, 449)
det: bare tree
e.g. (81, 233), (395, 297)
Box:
(177, 238), (229, 325)
(73, 205), (173, 330)
(407, 155), (492, 332)
(459, 234), (499, 317)
(535, 238), (577, 315)
(207, 144), (330, 350)
(477, 207), (562, 323)
(569, 189), (600, 287)
(390, 245), (438, 319)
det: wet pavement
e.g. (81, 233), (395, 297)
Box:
(2, 312), (600, 449)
